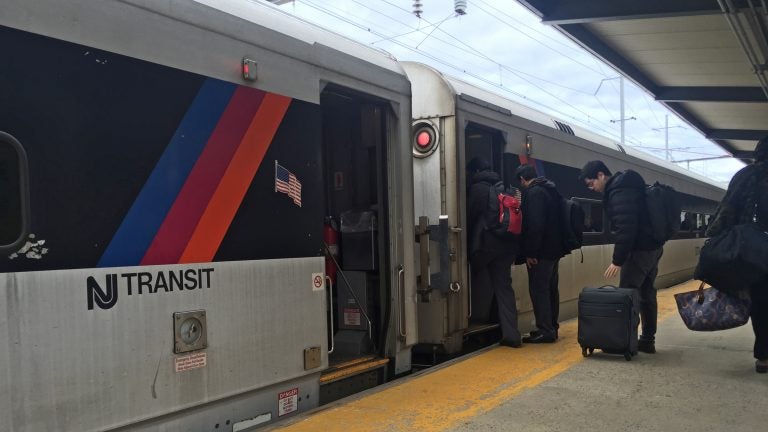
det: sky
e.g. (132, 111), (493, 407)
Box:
(265, 0), (745, 184)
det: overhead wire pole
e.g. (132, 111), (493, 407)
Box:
(599, 76), (635, 145)
(620, 76), (625, 145)
(652, 114), (685, 160)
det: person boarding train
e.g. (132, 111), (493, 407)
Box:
(467, 157), (522, 347)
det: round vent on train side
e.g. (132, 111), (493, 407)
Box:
(412, 121), (439, 158)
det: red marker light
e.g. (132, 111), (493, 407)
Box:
(242, 58), (257, 81)
(417, 131), (431, 147)
(412, 122), (438, 157)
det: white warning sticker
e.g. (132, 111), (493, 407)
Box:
(344, 308), (361, 326)
(278, 388), (299, 416)
(311, 272), (325, 291)
(174, 352), (207, 373)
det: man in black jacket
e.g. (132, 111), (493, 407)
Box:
(579, 160), (664, 354)
(516, 164), (562, 343)
(467, 157), (521, 347)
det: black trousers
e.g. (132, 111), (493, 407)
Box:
(751, 280), (768, 360)
(619, 248), (663, 341)
(471, 251), (520, 344)
(527, 258), (560, 338)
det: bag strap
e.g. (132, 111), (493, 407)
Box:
(488, 182), (499, 204)
(753, 202), (759, 223)
(752, 171), (766, 223)
(696, 281), (707, 304)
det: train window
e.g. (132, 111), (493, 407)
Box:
(680, 211), (694, 231)
(693, 213), (702, 231)
(0, 132), (29, 251)
(694, 213), (710, 231)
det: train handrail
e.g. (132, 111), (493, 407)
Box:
(467, 261), (472, 319)
(323, 243), (376, 350)
(397, 265), (406, 339)
(326, 275), (335, 354)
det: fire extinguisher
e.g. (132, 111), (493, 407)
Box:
(324, 216), (339, 285)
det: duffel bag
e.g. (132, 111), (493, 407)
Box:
(694, 223), (768, 295)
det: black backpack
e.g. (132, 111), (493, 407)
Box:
(645, 182), (681, 243)
(560, 197), (586, 254)
(486, 181), (522, 240)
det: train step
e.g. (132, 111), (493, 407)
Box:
(320, 355), (389, 404)
(464, 322), (500, 336)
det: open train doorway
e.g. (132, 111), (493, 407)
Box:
(464, 123), (509, 341)
(319, 85), (392, 403)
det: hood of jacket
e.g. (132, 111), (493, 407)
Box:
(528, 177), (557, 191)
(470, 170), (501, 186)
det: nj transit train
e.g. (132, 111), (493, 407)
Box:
(0, 1), (724, 430)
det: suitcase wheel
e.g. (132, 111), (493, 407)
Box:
(624, 352), (632, 361)
(581, 347), (594, 357)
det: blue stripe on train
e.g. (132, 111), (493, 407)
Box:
(98, 79), (236, 268)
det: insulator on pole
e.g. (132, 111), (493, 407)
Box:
(413, 1), (423, 18)
(454, 0), (467, 15)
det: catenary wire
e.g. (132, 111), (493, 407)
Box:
(297, 0), (627, 141)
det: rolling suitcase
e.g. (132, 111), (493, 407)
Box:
(577, 285), (639, 361)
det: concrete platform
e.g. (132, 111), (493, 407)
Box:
(269, 281), (768, 432)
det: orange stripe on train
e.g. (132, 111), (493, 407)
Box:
(179, 93), (292, 263)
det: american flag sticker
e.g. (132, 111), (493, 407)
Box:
(275, 161), (302, 207)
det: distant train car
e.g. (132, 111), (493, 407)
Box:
(403, 62), (725, 354)
(0, 0), (417, 430)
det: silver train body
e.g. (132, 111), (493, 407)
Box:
(0, 1), (724, 430)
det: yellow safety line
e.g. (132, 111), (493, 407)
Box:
(276, 281), (697, 432)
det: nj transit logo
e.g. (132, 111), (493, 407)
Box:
(87, 268), (215, 310)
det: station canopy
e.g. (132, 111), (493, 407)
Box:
(518, 0), (768, 161)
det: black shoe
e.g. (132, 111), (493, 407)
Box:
(499, 339), (522, 348)
(529, 329), (559, 340)
(757, 360), (768, 374)
(522, 333), (556, 344)
(638, 339), (656, 354)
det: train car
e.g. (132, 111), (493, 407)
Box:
(0, 0), (418, 430)
(403, 62), (725, 354)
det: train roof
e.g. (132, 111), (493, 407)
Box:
(1, 0), (409, 104)
(404, 61), (726, 192)
(192, 0), (404, 75)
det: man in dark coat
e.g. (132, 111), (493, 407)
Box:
(467, 157), (521, 347)
(516, 164), (562, 343)
(579, 160), (664, 354)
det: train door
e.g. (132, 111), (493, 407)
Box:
(463, 123), (508, 335)
(412, 117), (510, 359)
(318, 85), (410, 403)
